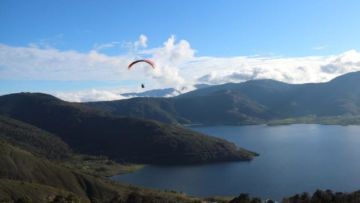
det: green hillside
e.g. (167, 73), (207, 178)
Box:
(0, 117), (205, 202)
(0, 140), (115, 202)
(0, 115), (71, 160)
(0, 179), (85, 203)
(0, 139), (203, 203)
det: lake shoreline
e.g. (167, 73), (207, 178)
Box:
(112, 124), (360, 200)
(180, 115), (360, 127)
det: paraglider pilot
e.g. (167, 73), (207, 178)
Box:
(128, 59), (154, 90)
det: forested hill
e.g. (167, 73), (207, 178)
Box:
(0, 93), (256, 164)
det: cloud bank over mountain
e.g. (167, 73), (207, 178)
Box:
(54, 89), (127, 102)
(1, 35), (360, 101)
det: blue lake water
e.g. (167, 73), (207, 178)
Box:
(112, 124), (360, 200)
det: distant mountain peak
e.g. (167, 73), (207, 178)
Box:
(120, 84), (212, 98)
(329, 71), (360, 83)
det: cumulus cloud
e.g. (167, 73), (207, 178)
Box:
(135, 34), (148, 49)
(198, 69), (261, 84)
(0, 44), (129, 80)
(123, 34), (148, 54)
(183, 51), (360, 85)
(55, 89), (128, 102)
(0, 35), (197, 102)
(142, 35), (195, 88)
(1, 35), (360, 101)
(320, 50), (360, 74)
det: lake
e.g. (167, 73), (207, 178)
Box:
(112, 124), (360, 200)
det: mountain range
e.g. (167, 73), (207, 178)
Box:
(87, 71), (360, 125)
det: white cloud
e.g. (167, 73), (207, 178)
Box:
(123, 34), (148, 54)
(1, 35), (360, 102)
(182, 51), (360, 85)
(135, 34), (148, 49)
(0, 44), (130, 80)
(55, 89), (128, 102)
(142, 35), (195, 88)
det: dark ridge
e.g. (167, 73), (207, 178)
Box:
(0, 93), (257, 164)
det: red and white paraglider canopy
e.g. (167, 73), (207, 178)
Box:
(128, 59), (155, 69)
(128, 59), (155, 89)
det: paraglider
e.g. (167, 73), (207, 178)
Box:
(128, 59), (155, 69)
(128, 59), (155, 89)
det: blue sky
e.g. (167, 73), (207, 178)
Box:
(1, 0), (359, 56)
(1, 0), (360, 101)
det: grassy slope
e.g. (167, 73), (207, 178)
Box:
(0, 140), (112, 202)
(0, 179), (85, 203)
(60, 154), (144, 177)
(0, 140), (202, 203)
(0, 115), (71, 160)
